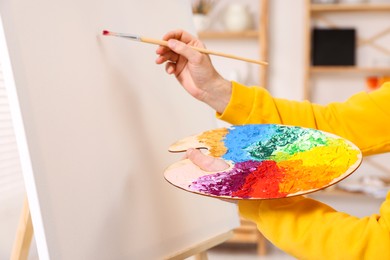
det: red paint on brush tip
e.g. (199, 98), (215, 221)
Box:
(102, 30), (110, 35)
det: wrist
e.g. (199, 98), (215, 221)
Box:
(205, 77), (232, 114)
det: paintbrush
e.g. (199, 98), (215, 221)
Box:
(102, 30), (268, 66)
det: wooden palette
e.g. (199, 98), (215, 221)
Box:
(164, 124), (362, 200)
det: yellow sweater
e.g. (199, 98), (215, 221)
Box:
(218, 82), (390, 259)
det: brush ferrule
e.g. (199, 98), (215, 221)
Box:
(117, 33), (140, 41)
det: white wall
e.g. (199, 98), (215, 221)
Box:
(268, 0), (307, 100)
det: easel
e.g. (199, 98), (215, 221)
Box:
(10, 197), (33, 260)
(11, 197), (233, 260)
(164, 230), (234, 260)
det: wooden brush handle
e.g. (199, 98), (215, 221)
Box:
(140, 37), (169, 47)
(191, 46), (268, 66)
(140, 37), (268, 66)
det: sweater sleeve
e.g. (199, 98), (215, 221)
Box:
(238, 193), (390, 259)
(218, 81), (390, 155)
(218, 81), (390, 259)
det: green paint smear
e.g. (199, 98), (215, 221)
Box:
(246, 126), (329, 162)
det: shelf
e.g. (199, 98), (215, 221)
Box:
(311, 3), (390, 12)
(304, 0), (390, 99)
(198, 30), (259, 39)
(310, 66), (390, 73)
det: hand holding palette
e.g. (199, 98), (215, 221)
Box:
(164, 124), (362, 200)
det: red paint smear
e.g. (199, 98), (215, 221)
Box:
(232, 160), (287, 198)
(102, 30), (110, 35)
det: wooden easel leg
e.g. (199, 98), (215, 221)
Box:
(257, 232), (267, 256)
(10, 196), (33, 260)
(194, 251), (208, 260)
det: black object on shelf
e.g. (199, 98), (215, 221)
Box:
(312, 28), (356, 66)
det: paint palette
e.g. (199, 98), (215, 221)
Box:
(164, 124), (362, 200)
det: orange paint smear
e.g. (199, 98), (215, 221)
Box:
(197, 128), (229, 157)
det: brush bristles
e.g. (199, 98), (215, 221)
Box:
(101, 31), (140, 41)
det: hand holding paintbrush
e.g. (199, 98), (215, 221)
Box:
(103, 29), (259, 113)
(154, 29), (234, 114)
(103, 30), (268, 66)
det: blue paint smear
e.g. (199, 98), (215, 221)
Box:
(221, 124), (329, 163)
(222, 124), (277, 162)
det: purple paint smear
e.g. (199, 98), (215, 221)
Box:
(189, 161), (262, 196)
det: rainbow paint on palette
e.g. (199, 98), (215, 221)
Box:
(165, 124), (362, 199)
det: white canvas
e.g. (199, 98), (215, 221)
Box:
(0, 0), (239, 259)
